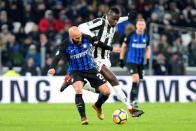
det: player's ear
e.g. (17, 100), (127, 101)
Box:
(69, 35), (72, 41)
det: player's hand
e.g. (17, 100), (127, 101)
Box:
(144, 59), (149, 69)
(48, 68), (55, 75)
(112, 47), (121, 53)
(128, 10), (137, 21)
(120, 59), (124, 68)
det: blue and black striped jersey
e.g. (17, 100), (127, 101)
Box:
(124, 31), (150, 65)
(58, 36), (94, 72)
(50, 34), (114, 72)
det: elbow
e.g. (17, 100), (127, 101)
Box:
(78, 23), (87, 32)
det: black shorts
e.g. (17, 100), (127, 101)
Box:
(126, 63), (144, 79)
(70, 68), (106, 88)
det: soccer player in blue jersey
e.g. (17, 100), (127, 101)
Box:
(120, 18), (151, 108)
(48, 26), (116, 125)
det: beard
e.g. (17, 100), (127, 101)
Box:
(72, 39), (80, 45)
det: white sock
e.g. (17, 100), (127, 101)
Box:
(113, 85), (132, 109)
(83, 80), (96, 93)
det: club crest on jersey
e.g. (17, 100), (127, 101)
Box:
(83, 43), (87, 49)
(143, 39), (146, 42)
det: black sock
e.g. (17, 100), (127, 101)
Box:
(95, 93), (109, 108)
(75, 94), (86, 119)
(131, 82), (139, 101)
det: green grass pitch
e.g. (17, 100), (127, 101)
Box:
(0, 102), (196, 131)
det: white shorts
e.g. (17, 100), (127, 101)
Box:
(93, 58), (111, 72)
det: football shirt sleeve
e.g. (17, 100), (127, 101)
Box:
(49, 43), (66, 69)
(78, 18), (103, 37)
(123, 35), (131, 45)
(118, 16), (128, 24)
(82, 34), (113, 51)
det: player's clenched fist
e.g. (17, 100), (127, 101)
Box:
(48, 68), (55, 75)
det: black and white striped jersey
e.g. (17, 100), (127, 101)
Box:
(78, 16), (128, 60)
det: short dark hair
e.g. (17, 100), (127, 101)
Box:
(108, 7), (120, 14)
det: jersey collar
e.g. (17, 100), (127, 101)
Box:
(105, 16), (111, 26)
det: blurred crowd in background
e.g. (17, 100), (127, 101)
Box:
(0, 0), (196, 76)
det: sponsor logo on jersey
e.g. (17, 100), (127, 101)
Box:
(70, 50), (88, 59)
(132, 44), (146, 48)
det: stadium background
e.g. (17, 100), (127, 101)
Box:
(0, 0), (196, 76)
(0, 0), (196, 130)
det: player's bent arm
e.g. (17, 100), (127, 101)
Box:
(95, 43), (120, 53)
(94, 42), (114, 51)
(112, 47), (121, 53)
(78, 18), (103, 37)
(78, 23), (95, 37)
(83, 34), (116, 51)
(48, 49), (64, 74)
(120, 42), (127, 60)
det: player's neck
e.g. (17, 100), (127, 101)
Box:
(136, 30), (144, 35)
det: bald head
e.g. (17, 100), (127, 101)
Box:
(69, 26), (82, 45)
(69, 26), (81, 37)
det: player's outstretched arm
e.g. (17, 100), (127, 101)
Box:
(118, 10), (137, 24)
(118, 16), (128, 24)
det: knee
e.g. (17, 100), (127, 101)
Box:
(102, 89), (110, 96)
(75, 88), (83, 94)
(73, 82), (83, 94)
(132, 74), (139, 83)
(100, 85), (110, 96)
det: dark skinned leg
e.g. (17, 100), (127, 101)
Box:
(100, 65), (119, 86)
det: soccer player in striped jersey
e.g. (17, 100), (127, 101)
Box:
(60, 8), (144, 117)
(120, 18), (151, 108)
(48, 26), (116, 125)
